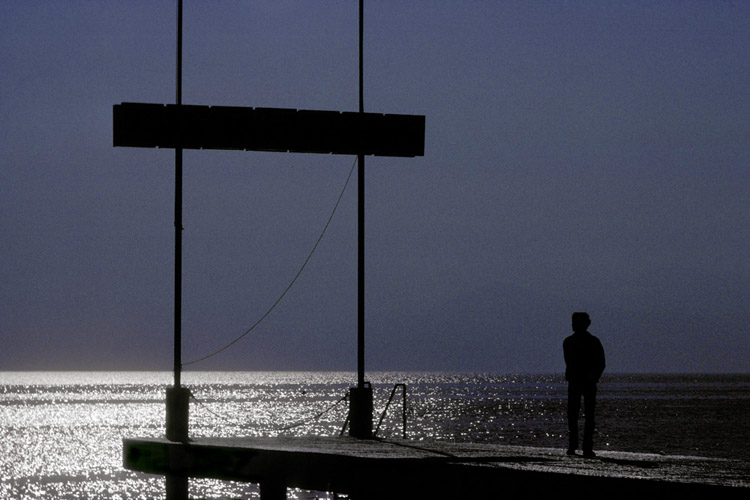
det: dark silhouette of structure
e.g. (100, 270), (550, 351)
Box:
(113, 0), (424, 454)
(563, 312), (605, 458)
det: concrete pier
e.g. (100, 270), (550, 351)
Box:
(124, 436), (749, 499)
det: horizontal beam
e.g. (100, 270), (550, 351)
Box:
(113, 102), (425, 157)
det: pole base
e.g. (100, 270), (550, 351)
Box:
(166, 386), (190, 442)
(348, 384), (373, 439)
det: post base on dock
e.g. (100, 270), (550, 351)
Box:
(348, 384), (373, 439)
(166, 387), (190, 442)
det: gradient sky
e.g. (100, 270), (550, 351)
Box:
(2, 1), (748, 373)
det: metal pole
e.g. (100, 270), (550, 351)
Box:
(166, 0), (189, 448)
(402, 384), (407, 439)
(349, 0), (373, 439)
(174, 0), (183, 389)
(357, 0), (365, 390)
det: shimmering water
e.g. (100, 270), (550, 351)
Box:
(1, 372), (749, 499)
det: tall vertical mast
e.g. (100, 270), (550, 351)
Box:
(357, 0), (365, 390)
(174, 0), (183, 389)
(165, 0), (189, 447)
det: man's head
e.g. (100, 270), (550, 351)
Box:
(572, 312), (591, 333)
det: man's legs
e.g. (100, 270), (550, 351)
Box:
(567, 383), (582, 453)
(582, 384), (597, 456)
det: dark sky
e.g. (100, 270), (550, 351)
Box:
(2, 1), (748, 373)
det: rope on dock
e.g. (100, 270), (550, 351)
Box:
(279, 394), (350, 432)
(188, 388), (351, 434)
(188, 389), (253, 430)
(182, 156), (358, 367)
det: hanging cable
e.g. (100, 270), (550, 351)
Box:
(189, 388), (349, 434)
(278, 394), (349, 432)
(182, 156), (358, 366)
(188, 389), (251, 430)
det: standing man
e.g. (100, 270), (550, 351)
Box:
(563, 312), (605, 458)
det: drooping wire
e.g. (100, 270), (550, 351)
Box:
(182, 156), (358, 367)
(188, 389), (250, 430)
(188, 388), (349, 434)
(278, 394), (349, 432)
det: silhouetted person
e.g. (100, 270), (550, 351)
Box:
(563, 312), (605, 458)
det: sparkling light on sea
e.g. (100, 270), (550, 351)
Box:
(1, 372), (749, 499)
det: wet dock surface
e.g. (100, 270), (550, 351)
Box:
(124, 436), (750, 499)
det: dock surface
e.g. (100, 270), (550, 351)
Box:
(124, 436), (750, 499)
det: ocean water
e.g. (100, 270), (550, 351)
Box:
(1, 371), (749, 499)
